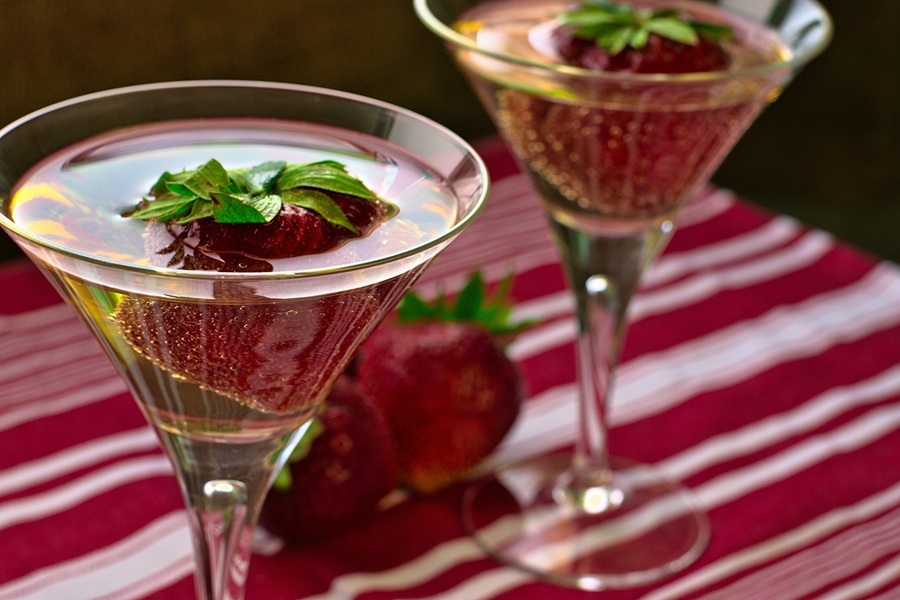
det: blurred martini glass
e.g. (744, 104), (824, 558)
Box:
(415, 0), (831, 589)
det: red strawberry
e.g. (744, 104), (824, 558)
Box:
(562, 32), (729, 73)
(133, 159), (395, 269)
(260, 376), (399, 541)
(187, 193), (386, 260)
(113, 281), (390, 414)
(549, 2), (732, 74)
(497, 88), (751, 216)
(355, 273), (533, 493)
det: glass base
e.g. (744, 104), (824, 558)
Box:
(461, 454), (709, 590)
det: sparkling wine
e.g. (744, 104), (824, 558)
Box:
(451, 0), (790, 230)
(4, 119), (460, 440)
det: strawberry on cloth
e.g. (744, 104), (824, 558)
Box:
(356, 273), (534, 493)
(260, 376), (399, 542)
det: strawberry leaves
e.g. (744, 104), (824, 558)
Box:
(128, 158), (381, 231)
(396, 271), (538, 342)
(560, 1), (732, 55)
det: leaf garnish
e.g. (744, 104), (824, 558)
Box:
(210, 193), (282, 224)
(278, 161), (378, 200)
(282, 189), (359, 234)
(128, 158), (383, 228)
(559, 1), (733, 55)
(245, 161), (286, 195)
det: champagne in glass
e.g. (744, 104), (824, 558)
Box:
(0, 81), (489, 599)
(415, 0), (831, 589)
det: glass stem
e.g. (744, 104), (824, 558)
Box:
(548, 215), (675, 490)
(155, 424), (309, 600)
(191, 480), (253, 600)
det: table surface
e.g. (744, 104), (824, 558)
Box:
(2, 139), (900, 600)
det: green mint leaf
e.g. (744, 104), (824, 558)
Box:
(211, 193), (281, 224)
(181, 159), (232, 200)
(691, 21), (733, 40)
(165, 182), (198, 198)
(583, 1), (631, 15)
(175, 198), (215, 224)
(651, 8), (680, 19)
(149, 171), (176, 197)
(645, 17), (698, 45)
(226, 167), (249, 192)
(631, 25), (650, 49)
(561, 9), (628, 28)
(246, 161), (286, 195)
(129, 158), (382, 228)
(282, 188), (359, 233)
(278, 161), (377, 200)
(245, 193), (283, 222)
(129, 194), (197, 221)
(561, 1), (732, 53)
(599, 25), (637, 54)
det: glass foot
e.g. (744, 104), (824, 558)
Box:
(461, 454), (709, 590)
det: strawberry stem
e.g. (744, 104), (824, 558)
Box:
(396, 271), (538, 341)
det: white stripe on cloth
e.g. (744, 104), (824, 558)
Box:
(630, 228), (834, 321)
(0, 321), (106, 387)
(614, 262), (900, 426)
(505, 225), (836, 347)
(821, 554), (900, 600)
(490, 362), (900, 475)
(645, 482), (900, 600)
(0, 302), (74, 332)
(500, 262), (900, 448)
(0, 427), (158, 498)
(694, 506), (900, 600)
(0, 375), (127, 433)
(417, 177), (734, 295)
(0, 455), (172, 531)
(643, 214), (805, 288)
(0, 510), (193, 600)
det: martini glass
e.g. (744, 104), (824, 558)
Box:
(0, 81), (488, 600)
(416, 0), (831, 589)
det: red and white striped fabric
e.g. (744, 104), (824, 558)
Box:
(2, 139), (900, 599)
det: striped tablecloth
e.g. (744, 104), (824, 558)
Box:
(2, 138), (900, 599)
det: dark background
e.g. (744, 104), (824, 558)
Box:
(1, 0), (896, 263)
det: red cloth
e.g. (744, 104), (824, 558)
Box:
(2, 140), (900, 599)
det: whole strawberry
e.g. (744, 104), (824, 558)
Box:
(260, 376), (398, 541)
(355, 273), (532, 493)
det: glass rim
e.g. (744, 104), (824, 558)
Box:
(413, 0), (833, 84)
(0, 79), (490, 281)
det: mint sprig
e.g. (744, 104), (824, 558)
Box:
(128, 159), (381, 232)
(560, 1), (733, 55)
